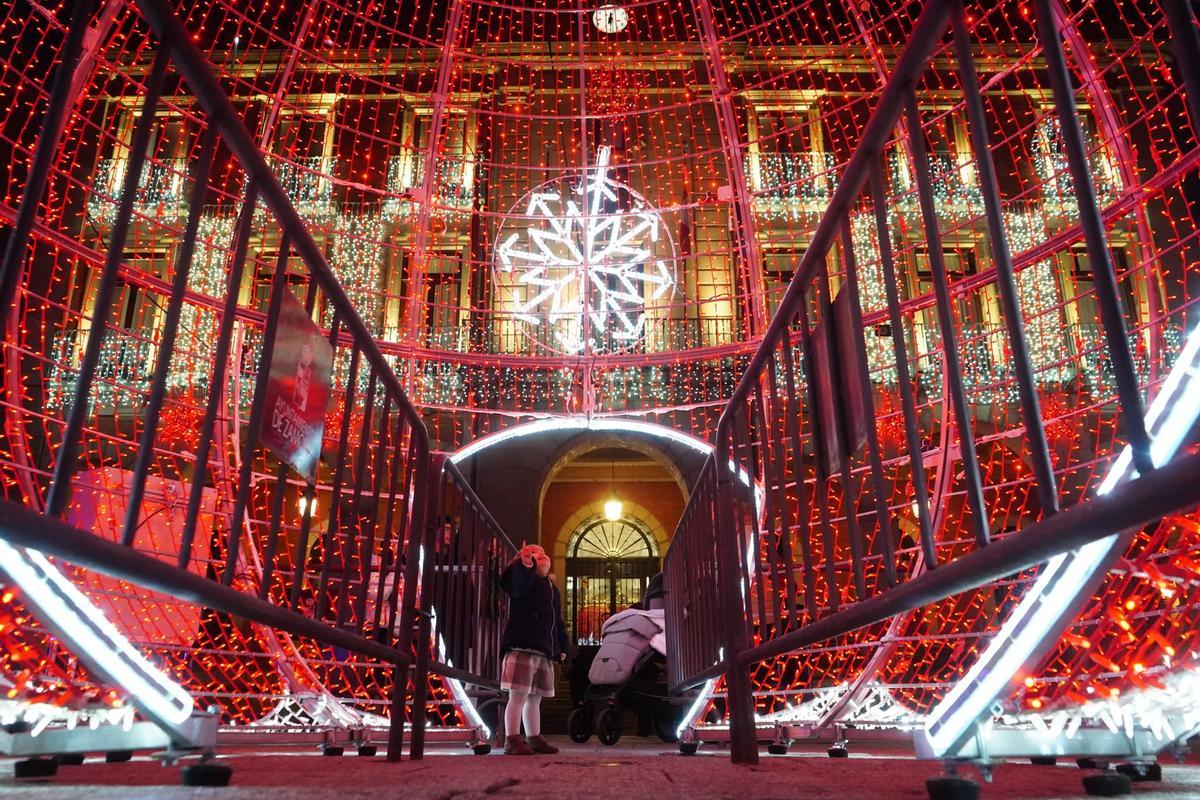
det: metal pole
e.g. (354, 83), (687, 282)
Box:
(815, 275), (869, 596)
(176, 185), (260, 568)
(905, 95), (992, 549)
(403, 0), (467, 342)
(257, 461), (290, 600)
(952, 9), (1059, 516)
(354, 401), (392, 628)
(799, 303), (842, 612)
(315, 347), (360, 618)
(408, 460), (443, 760)
(779, 326), (819, 618)
(387, 442), (431, 762)
(372, 414), (408, 629)
(869, 162), (936, 565)
(762, 360), (799, 624)
(120, 125), (218, 547)
(1033, 0), (1154, 476)
(713, 434), (759, 765)
(221, 236), (293, 586)
(838, 220), (899, 586)
(336, 371), (378, 627)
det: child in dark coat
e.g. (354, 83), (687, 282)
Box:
(500, 544), (568, 755)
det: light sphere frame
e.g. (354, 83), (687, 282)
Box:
(592, 4), (630, 33)
(492, 147), (678, 356)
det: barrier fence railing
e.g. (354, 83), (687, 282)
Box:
(0, 0), (451, 764)
(662, 0), (1200, 766)
(408, 455), (520, 757)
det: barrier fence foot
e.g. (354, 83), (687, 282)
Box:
(678, 740), (698, 755)
(105, 750), (133, 763)
(181, 761), (232, 787)
(1114, 762), (1161, 782)
(925, 775), (979, 800)
(14, 757), (58, 780)
(54, 753), (85, 765)
(1029, 756), (1057, 765)
(1081, 772), (1132, 796)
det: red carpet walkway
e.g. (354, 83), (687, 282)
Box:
(2, 738), (1198, 799)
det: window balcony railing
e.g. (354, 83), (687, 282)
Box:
(85, 157), (188, 225)
(384, 153), (475, 218)
(42, 315), (1182, 416)
(901, 320), (1175, 402)
(414, 316), (742, 356)
(87, 155), (339, 224)
(45, 328), (158, 410)
(1032, 118), (1123, 217)
(265, 155), (335, 218)
(747, 151), (837, 222)
(889, 149), (984, 219)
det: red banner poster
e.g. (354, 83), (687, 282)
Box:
(260, 290), (333, 478)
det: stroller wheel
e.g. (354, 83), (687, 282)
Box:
(567, 706), (594, 744)
(596, 707), (623, 746)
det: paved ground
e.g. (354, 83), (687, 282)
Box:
(1, 737), (1198, 799)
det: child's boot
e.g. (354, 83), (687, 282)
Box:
(505, 735), (534, 755)
(527, 735), (559, 754)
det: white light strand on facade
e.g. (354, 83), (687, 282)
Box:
(746, 151), (837, 223)
(1005, 208), (1074, 384)
(330, 212), (386, 335)
(171, 215), (235, 392)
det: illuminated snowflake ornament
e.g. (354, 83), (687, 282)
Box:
(494, 147), (676, 354)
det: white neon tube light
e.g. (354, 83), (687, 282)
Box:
(428, 608), (491, 739)
(0, 540), (194, 728)
(677, 678), (718, 739)
(448, 417), (714, 464)
(448, 416), (764, 513)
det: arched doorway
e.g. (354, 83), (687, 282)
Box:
(565, 515), (660, 645)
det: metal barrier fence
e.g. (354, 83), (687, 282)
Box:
(663, 0), (1200, 767)
(408, 456), (520, 757)
(0, 0), (489, 765)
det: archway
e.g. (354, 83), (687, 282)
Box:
(564, 515), (660, 646)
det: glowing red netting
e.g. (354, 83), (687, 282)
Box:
(0, 0), (1195, 733)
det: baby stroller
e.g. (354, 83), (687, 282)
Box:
(566, 574), (684, 745)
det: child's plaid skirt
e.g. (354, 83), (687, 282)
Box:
(501, 648), (556, 697)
